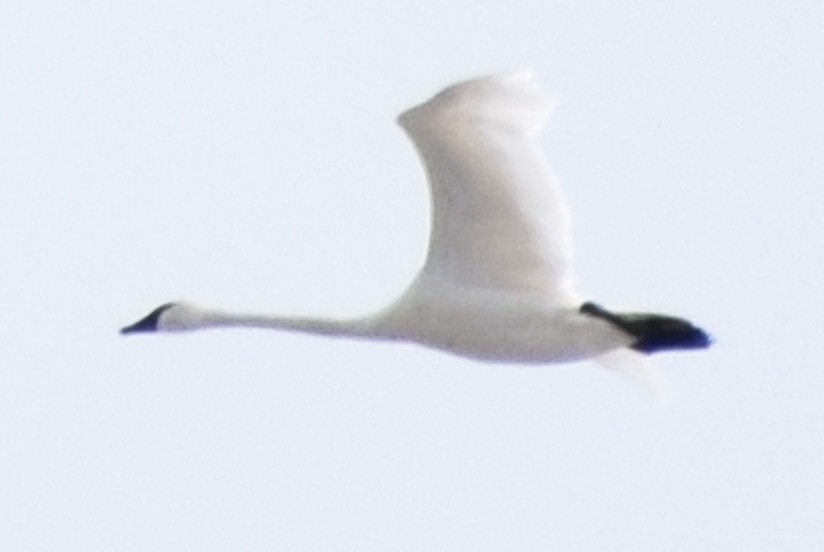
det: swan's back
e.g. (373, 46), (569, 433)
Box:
(398, 71), (575, 299)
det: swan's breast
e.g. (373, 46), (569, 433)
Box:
(374, 279), (631, 363)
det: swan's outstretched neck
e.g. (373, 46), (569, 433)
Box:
(121, 302), (384, 339)
(205, 310), (378, 338)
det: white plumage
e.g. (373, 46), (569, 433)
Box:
(123, 71), (710, 392)
(398, 71), (572, 297)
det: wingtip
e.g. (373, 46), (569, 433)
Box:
(398, 69), (557, 135)
(596, 349), (673, 402)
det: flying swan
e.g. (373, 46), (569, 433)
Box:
(122, 71), (711, 386)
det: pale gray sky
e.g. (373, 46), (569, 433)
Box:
(2, 1), (823, 550)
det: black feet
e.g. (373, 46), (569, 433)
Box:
(580, 301), (712, 354)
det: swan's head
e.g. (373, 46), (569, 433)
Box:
(120, 302), (206, 334)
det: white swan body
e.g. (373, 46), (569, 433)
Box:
(123, 71), (710, 380)
(372, 276), (629, 363)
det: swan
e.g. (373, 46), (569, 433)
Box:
(122, 71), (710, 384)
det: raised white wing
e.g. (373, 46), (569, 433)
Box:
(398, 71), (574, 298)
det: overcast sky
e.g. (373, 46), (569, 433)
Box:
(2, 1), (823, 550)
